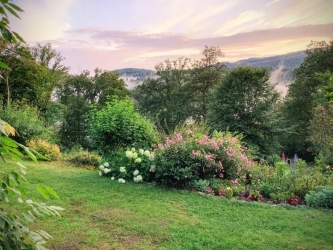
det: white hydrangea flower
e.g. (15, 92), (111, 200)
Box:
(133, 176), (137, 182)
(99, 171), (103, 176)
(104, 168), (111, 174)
(99, 165), (104, 170)
(126, 151), (133, 158)
(134, 157), (142, 163)
(133, 169), (139, 176)
(144, 150), (150, 157)
(149, 152), (155, 161)
(103, 162), (109, 167)
(111, 177), (115, 180)
(131, 147), (136, 152)
(118, 178), (126, 184)
(135, 175), (143, 182)
(150, 165), (156, 172)
(120, 166), (126, 173)
(139, 149), (144, 155)
(132, 152), (138, 159)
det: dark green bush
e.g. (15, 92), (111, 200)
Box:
(305, 186), (333, 208)
(87, 97), (158, 154)
(0, 102), (56, 144)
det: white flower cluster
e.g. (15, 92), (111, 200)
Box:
(118, 178), (126, 184)
(133, 175), (143, 182)
(99, 162), (111, 176)
(150, 165), (156, 172)
(99, 148), (155, 184)
(133, 169), (139, 176)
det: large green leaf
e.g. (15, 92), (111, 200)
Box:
(4, 4), (20, 19)
(36, 185), (49, 200)
(12, 31), (24, 42)
(44, 186), (59, 199)
(0, 60), (9, 69)
(8, 3), (24, 12)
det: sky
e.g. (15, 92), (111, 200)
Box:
(9, 0), (333, 73)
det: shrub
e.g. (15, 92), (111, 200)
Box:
(0, 102), (56, 144)
(154, 131), (254, 188)
(99, 147), (155, 182)
(305, 186), (333, 208)
(191, 179), (209, 192)
(27, 138), (61, 160)
(87, 97), (158, 154)
(64, 147), (101, 167)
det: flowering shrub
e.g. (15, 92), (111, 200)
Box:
(99, 147), (155, 183)
(247, 160), (333, 205)
(27, 138), (61, 160)
(154, 131), (254, 188)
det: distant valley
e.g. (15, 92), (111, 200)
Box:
(116, 51), (306, 95)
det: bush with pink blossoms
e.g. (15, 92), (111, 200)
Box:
(154, 131), (254, 188)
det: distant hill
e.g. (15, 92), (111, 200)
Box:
(116, 51), (306, 92)
(224, 51), (306, 70)
(115, 68), (155, 80)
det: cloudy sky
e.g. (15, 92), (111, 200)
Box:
(9, 0), (333, 73)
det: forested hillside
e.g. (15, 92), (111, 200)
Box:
(117, 51), (305, 90)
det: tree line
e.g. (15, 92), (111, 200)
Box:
(1, 38), (332, 165)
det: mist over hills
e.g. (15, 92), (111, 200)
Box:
(224, 51), (305, 69)
(116, 50), (306, 94)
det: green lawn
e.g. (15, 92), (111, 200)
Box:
(3, 159), (333, 250)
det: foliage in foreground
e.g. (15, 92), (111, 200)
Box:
(0, 102), (56, 145)
(0, 119), (63, 250)
(27, 138), (61, 160)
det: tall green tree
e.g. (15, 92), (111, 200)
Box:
(208, 66), (281, 156)
(135, 57), (193, 134)
(0, 40), (68, 115)
(93, 68), (130, 105)
(57, 71), (93, 148)
(191, 46), (226, 119)
(58, 69), (129, 148)
(282, 40), (333, 160)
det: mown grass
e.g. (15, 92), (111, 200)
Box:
(2, 158), (333, 250)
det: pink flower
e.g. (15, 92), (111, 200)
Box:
(187, 130), (194, 136)
(326, 165), (331, 170)
(218, 161), (223, 170)
(174, 133), (183, 142)
(210, 140), (219, 150)
(192, 150), (201, 157)
(218, 190), (225, 196)
(230, 179), (238, 185)
(219, 173), (224, 178)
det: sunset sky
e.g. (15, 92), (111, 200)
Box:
(10, 0), (333, 73)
